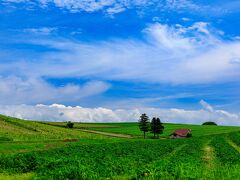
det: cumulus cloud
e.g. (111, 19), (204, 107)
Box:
(0, 100), (239, 125)
(0, 76), (110, 104)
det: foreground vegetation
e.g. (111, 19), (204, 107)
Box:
(0, 115), (240, 179)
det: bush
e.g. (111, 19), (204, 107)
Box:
(0, 137), (13, 141)
(66, 121), (74, 128)
(202, 121), (217, 126)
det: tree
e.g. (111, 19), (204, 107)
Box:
(150, 117), (157, 138)
(151, 117), (164, 138)
(138, 113), (150, 139)
(66, 121), (74, 128)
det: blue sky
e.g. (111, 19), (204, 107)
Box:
(0, 0), (240, 124)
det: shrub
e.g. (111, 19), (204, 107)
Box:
(66, 121), (74, 128)
(202, 121), (217, 125)
(0, 137), (13, 141)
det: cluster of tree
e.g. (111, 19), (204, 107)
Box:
(138, 113), (164, 139)
(202, 121), (217, 125)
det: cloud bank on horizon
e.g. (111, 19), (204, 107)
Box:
(0, 0), (240, 125)
(0, 100), (239, 126)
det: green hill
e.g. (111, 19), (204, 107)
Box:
(0, 115), (240, 179)
(0, 115), (109, 141)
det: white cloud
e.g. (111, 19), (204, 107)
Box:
(181, 17), (190, 21)
(3, 0), (143, 14)
(0, 100), (239, 125)
(0, 76), (110, 104)
(2, 0), (29, 2)
(2, 0), (231, 17)
(45, 0), (115, 13)
(230, 57), (240, 64)
(2, 0), (202, 15)
(105, 4), (126, 15)
(8, 22), (239, 85)
(23, 27), (57, 35)
(200, 100), (214, 112)
(189, 22), (209, 34)
(1, 22), (240, 106)
(144, 23), (193, 50)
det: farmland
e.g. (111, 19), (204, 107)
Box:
(46, 121), (240, 138)
(0, 115), (240, 179)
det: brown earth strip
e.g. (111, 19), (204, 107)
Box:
(77, 129), (133, 138)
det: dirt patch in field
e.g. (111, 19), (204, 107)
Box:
(45, 144), (57, 149)
(62, 138), (78, 142)
(78, 129), (133, 138)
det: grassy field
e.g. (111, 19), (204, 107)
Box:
(46, 121), (240, 138)
(0, 115), (240, 179)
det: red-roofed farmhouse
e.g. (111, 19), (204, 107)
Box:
(170, 129), (192, 139)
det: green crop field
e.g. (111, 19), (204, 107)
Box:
(0, 115), (240, 179)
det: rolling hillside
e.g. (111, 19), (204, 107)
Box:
(0, 115), (240, 179)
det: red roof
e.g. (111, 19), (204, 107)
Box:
(173, 129), (191, 137)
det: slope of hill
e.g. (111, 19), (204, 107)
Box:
(0, 115), (111, 141)
(0, 115), (121, 154)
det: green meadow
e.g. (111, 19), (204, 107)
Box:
(0, 115), (240, 179)
(45, 121), (240, 138)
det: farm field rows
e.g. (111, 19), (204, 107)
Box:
(0, 115), (122, 154)
(0, 115), (111, 141)
(0, 115), (240, 179)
